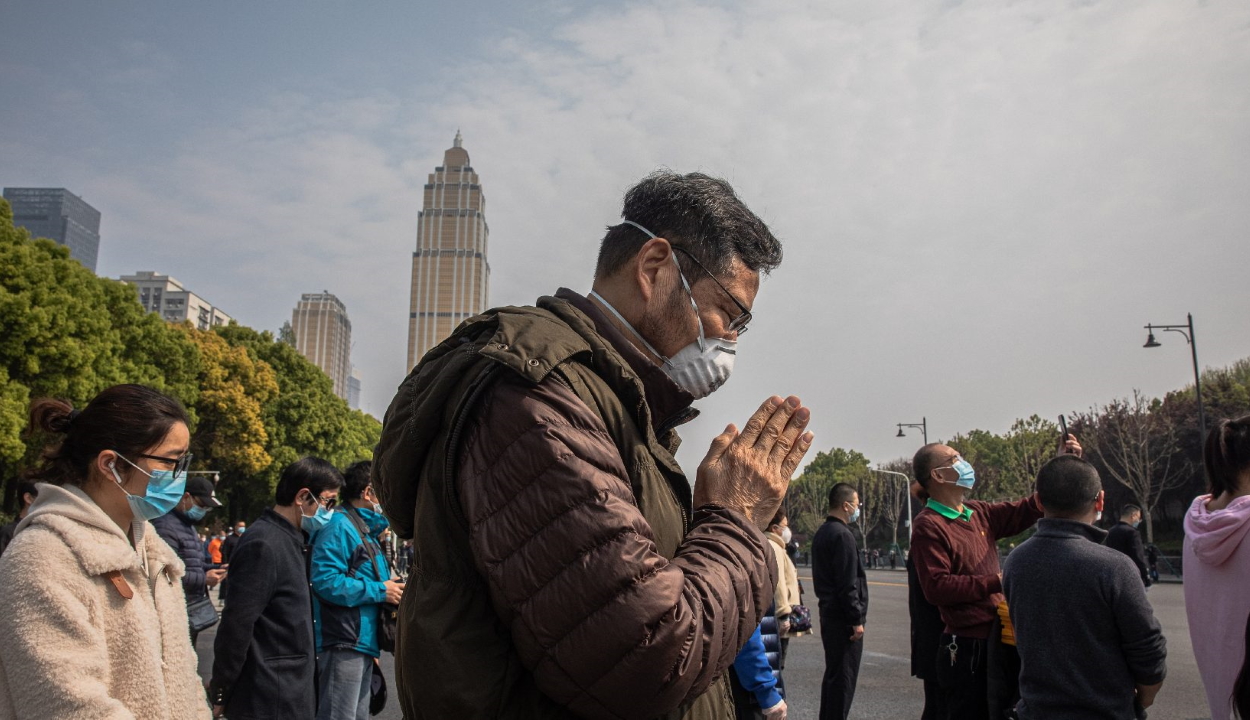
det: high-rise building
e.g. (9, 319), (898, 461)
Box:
(120, 271), (233, 330)
(292, 292), (352, 400)
(4, 187), (102, 272)
(347, 367), (362, 410)
(406, 131), (491, 371)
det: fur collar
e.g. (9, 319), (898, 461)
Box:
(21, 483), (185, 580)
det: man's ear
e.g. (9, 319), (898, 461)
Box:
(633, 237), (675, 304)
(1095, 491), (1105, 513)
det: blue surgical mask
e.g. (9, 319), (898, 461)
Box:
(186, 504), (209, 522)
(937, 458), (977, 489)
(301, 505), (334, 535)
(1132, 520), (1141, 529)
(848, 505), (861, 523)
(111, 455), (188, 522)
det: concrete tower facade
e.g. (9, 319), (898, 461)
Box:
(292, 292), (352, 400)
(406, 131), (490, 371)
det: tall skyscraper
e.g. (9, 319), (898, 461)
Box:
(3, 187), (102, 272)
(347, 367), (362, 410)
(406, 131), (491, 371)
(292, 292), (353, 400)
(120, 271), (233, 330)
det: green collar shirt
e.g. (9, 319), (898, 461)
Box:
(926, 498), (975, 522)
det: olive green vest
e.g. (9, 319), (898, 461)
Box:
(374, 296), (733, 720)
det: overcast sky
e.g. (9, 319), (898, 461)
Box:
(4, 0), (1248, 476)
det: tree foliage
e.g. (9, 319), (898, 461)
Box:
(0, 199), (381, 520)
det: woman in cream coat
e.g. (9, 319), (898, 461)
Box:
(766, 510), (808, 669)
(0, 385), (211, 720)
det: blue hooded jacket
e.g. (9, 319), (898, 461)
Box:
(310, 506), (390, 657)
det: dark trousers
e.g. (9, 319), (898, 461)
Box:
(934, 634), (989, 720)
(819, 618), (863, 720)
(921, 677), (947, 720)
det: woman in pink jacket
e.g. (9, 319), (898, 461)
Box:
(1184, 415), (1250, 720)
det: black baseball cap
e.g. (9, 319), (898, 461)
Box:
(187, 476), (223, 507)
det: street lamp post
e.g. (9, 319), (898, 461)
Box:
(1142, 313), (1206, 439)
(896, 417), (928, 445)
(874, 468), (913, 544)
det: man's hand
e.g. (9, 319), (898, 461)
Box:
(695, 395), (814, 529)
(762, 699), (787, 719)
(1059, 433), (1083, 458)
(849, 624), (864, 642)
(384, 579), (405, 605)
(205, 568), (227, 587)
(1135, 681), (1162, 709)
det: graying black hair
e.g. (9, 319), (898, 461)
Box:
(595, 170), (782, 281)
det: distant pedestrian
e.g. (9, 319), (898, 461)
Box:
(210, 457), (343, 720)
(0, 481), (37, 557)
(1145, 544), (1160, 582)
(1004, 454), (1167, 719)
(220, 520), (245, 563)
(812, 482), (868, 720)
(1185, 415), (1250, 720)
(890, 549), (898, 570)
(311, 460), (402, 720)
(207, 530), (224, 565)
(909, 434), (1081, 720)
(1104, 504), (1151, 587)
(0, 385), (210, 718)
(154, 474), (227, 647)
(765, 510), (805, 668)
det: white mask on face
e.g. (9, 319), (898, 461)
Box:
(592, 221), (739, 399)
(781, 527), (793, 544)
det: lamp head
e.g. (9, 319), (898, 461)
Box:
(896, 426), (906, 438)
(1143, 332), (1161, 349)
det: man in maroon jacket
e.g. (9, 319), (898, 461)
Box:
(909, 436), (1081, 720)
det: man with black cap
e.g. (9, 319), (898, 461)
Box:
(154, 475), (227, 647)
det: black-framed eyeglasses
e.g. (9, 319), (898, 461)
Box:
(670, 246), (753, 335)
(136, 452), (194, 478)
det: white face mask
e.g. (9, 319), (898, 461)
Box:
(591, 221), (738, 400)
(781, 527), (792, 544)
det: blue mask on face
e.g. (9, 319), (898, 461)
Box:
(186, 504), (209, 522)
(112, 455), (188, 522)
(849, 506), (861, 523)
(950, 459), (977, 489)
(301, 505), (334, 535)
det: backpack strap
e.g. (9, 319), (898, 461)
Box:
(342, 507), (386, 579)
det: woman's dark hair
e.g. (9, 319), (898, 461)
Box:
(26, 384), (190, 487)
(274, 457), (344, 506)
(1205, 415), (1250, 498)
(769, 508), (787, 528)
(341, 460), (372, 501)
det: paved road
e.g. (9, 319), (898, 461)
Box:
(197, 570), (1210, 719)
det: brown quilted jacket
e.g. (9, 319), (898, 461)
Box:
(374, 290), (777, 720)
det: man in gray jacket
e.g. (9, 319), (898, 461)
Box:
(1003, 454), (1167, 719)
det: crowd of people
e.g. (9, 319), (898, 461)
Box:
(0, 171), (1246, 720)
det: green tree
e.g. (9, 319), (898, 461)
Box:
(788, 447), (872, 542)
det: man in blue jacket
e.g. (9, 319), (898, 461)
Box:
(311, 461), (406, 720)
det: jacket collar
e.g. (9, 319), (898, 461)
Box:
(1034, 517), (1109, 543)
(557, 288), (698, 435)
(21, 483), (184, 579)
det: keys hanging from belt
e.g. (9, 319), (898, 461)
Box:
(947, 639), (959, 667)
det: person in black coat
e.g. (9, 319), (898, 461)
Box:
(812, 483), (868, 720)
(153, 475), (226, 647)
(908, 553), (947, 720)
(210, 458), (343, 720)
(1104, 504), (1151, 587)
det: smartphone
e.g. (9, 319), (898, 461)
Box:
(1059, 414), (1069, 446)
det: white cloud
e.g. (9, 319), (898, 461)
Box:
(25, 0), (1248, 471)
